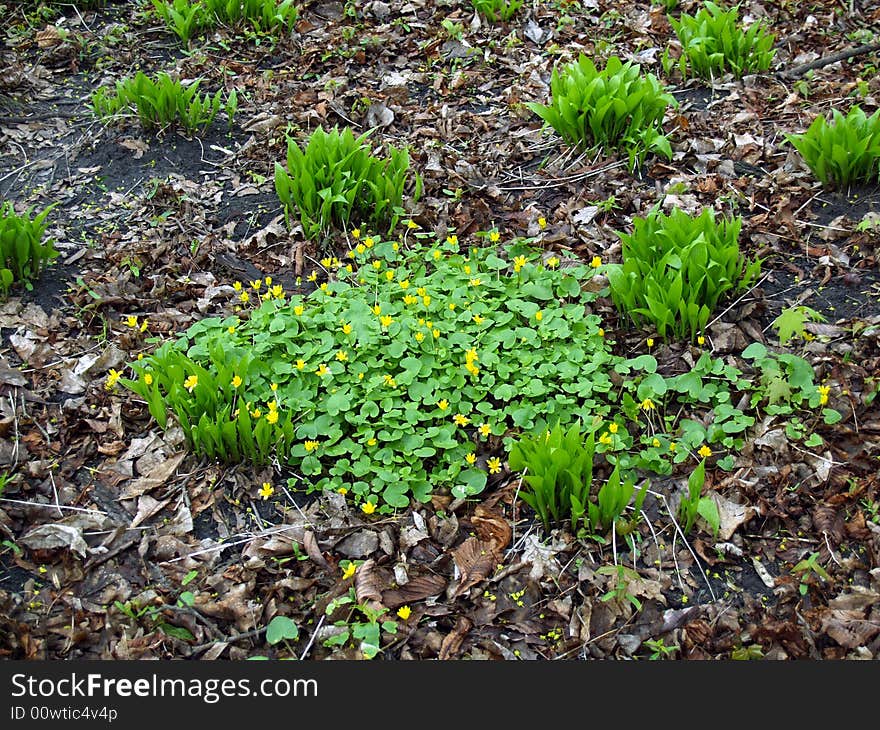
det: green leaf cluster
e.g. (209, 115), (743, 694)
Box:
(508, 420), (648, 535)
(606, 206), (761, 341)
(669, 1), (775, 80)
(123, 233), (613, 510)
(274, 126), (421, 242)
(677, 459), (720, 536)
(786, 105), (880, 188)
(0, 201), (58, 298)
(469, 0), (522, 22)
(152, 0), (299, 44)
(526, 54), (677, 170)
(91, 71), (237, 135)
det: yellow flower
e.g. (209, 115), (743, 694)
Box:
(266, 410), (279, 425)
(143, 373), (153, 386)
(315, 364), (329, 376)
(355, 243), (366, 255)
(669, 442), (677, 453)
(446, 234), (458, 246)
(258, 482), (274, 500)
(478, 423), (491, 437)
(489, 229), (500, 242)
(337, 487), (348, 495)
(296, 359), (305, 371)
(385, 269), (395, 281)
(265, 276), (272, 286)
(640, 398), (656, 411)
(342, 562), (356, 580)
(406, 219), (419, 230)
(465, 348), (478, 362)
(432, 329), (440, 339)
(380, 314), (393, 327)
(697, 335), (706, 345)
(818, 384), (830, 405)
(399, 279), (410, 289)
(432, 250), (441, 261)
(473, 314), (484, 325)
(342, 323), (352, 334)
(352, 228), (361, 239)
(105, 369), (122, 390)
(647, 338), (654, 348)
(417, 287), (427, 297)
(463, 264), (471, 275)
(367, 437), (377, 446)
(383, 374), (396, 387)
(271, 285), (284, 299)
(227, 325), (236, 334)
(469, 278), (481, 287)
(465, 452), (477, 465)
(231, 375), (242, 388)
(547, 256), (559, 268)
(598, 327), (605, 337)
(320, 282), (329, 292)
(698, 445), (712, 458)
(652, 438), (661, 448)
(423, 295), (432, 306)
(599, 432), (612, 445)
(184, 375), (198, 392)
(538, 216), (547, 229)
(448, 303), (456, 311)
(513, 255), (526, 272)
(336, 350), (348, 362)
(590, 256), (602, 268)
(396, 605), (412, 620)
(346, 264), (353, 272)
(320, 257), (332, 268)
(364, 236), (374, 248)
(415, 331), (425, 343)
(487, 457), (502, 474)
(404, 294), (418, 306)
(294, 304), (304, 316)
(233, 281), (242, 291)
(437, 399), (449, 411)
(307, 271), (317, 282)
(609, 423), (619, 434)
(453, 414), (470, 426)
(372, 262), (381, 272)
(270, 382), (278, 392)
(250, 279), (262, 291)
(252, 408), (262, 418)
(239, 291), (250, 304)
(361, 501), (377, 515)
(535, 310), (543, 322)
(304, 440), (319, 453)
(125, 315), (138, 328)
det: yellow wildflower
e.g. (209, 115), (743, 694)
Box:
(473, 314), (485, 325)
(385, 269), (395, 281)
(599, 432), (612, 445)
(404, 294), (418, 306)
(652, 438), (661, 448)
(250, 279), (262, 291)
(432, 328), (440, 338)
(380, 314), (393, 328)
(453, 414), (470, 426)
(231, 375), (242, 388)
(535, 310), (543, 321)
(352, 228), (361, 239)
(479, 423), (491, 438)
(647, 338), (654, 348)
(307, 271), (317, 282)
(228, 325), (236, 334)
(423, 295), (432, 306)
(487, 457), (502, 474)
(698, 445), (712, 458)
(125, 315), (138, 328)
(342, 562), (356, 580)
(609, 423), (619, 434)
(446, 234), (458, 246)
(315, 364), (329, 376)
(361, 501), (377, 515)
(640, 398), (656, 411)
(356, 243), (366, 255)
(336, 350), (348, 362)
(143, 373), (153, 386)
(184, 375), (198, 392)
(105, 369), (122, 390)
(342, 323), (352, 334)
(469, 278), (481, 287)
(271, 284), (284, 299)
(415, 331), (425, 343)
(296, 359), (305, 371)
(538, 216), (547, 229)
(697, 335), (706, 346)
(304, 440), (319, 453)
(364, 236), (374, 248)
(239, 291), (250, 304)
(437, 399), (449, 411)
(489, 229), (500, 242)
(258, 482), (274, 500)
(233, 281), (242, 291)
(818, 384), (830, 406)
(513, 255), (526, 272)
(294, 304), (304, 316)
(399, 279), (410, 289)
(547, 256), (559, 268)
(320, 257), (332, 268)
(465, 452), (476, 465)
(397, 605), (412, 620)
(266, 410), (279, 425)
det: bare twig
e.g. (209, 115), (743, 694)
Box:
(780, 42), (880, 79)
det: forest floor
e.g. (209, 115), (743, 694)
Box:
(0, 0), (879, 661)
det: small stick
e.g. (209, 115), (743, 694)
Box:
(780, 42), (880, 79)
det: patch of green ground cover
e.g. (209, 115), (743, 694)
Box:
(117, 227), (835, 513)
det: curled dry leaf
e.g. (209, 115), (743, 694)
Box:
(20, 523), (89, 558)
(382, 574), (447, 609)
(470, 505), (511, 553)
(354, 558), (384, 612)
(438, 616), (473, 660)
(451, 536), (499, 599)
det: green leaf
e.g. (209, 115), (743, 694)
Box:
(266, 615), (299, 645)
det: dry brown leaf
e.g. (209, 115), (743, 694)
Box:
(194, 583), (260, 632)
(451, 537), (499, 599)
(382, 574), (447, 609)
(303, 530), (331, 571)
(354, 558), (384, 612)
(819, 609), (880, 649)
(129, 495), (170, 529)
(120, 452), (186, 499)
(438, 616), (473, 660)
(471, 505), (511, 553)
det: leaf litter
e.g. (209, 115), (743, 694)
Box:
(0, 0), (879, 661)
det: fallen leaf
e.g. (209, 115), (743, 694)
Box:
(471, 505), (511, 553)
(120, 452), (186, 499)
(438, 616), (472, 660)
(354, 558), (384, 611)
(130, 495), (170, 529)
(710, 492), (755, 541)
(451, 536), (499, 598)
(20, 524), (89, 558)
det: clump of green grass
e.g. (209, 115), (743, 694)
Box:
(0, 201), (58, 298)
(526, 54), (676, 170)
